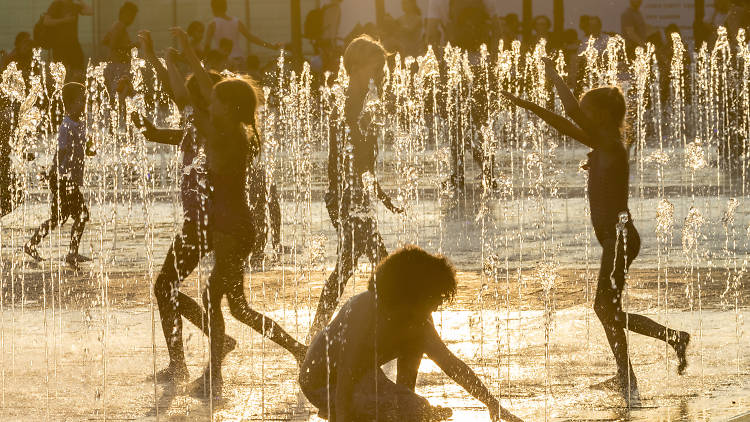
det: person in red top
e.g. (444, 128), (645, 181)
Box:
(43, 0), (93, 81)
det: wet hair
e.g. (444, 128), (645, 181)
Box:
(119, 1), (138, 20)
(187, 21), (205, 37)
(368, 245), (457, 310)
(15, 32), (31, 49)
(211, 0), (227, 15)
(580, 86), (628, 143)
(343, 35), (387, 74)
(213, 77), (264, 155)
(61, 82), (85, 111)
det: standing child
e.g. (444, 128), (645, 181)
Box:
(308, 35), (404, 336)
(502, 58), (690, 406)
(204, 0), (279, 69)
(25, 82), (94, 267)
(300, 246), (523, 422)
(134, 30), (236, 385)
(173, 26), (306, 399)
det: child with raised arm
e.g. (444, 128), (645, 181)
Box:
(502, 58), (690, 406)
(171, 26), (306, 399)
(300, 245), (523, 422)
(309, 35), (404, 337)
(25, 82), (94, 267)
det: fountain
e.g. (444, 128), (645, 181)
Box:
(0, 28), (748, 421)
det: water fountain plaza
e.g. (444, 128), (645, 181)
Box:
(0, 30), (749, 421)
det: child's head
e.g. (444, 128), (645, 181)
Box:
(211, 0), (227, 16)
(580, 86), (626, 137)
(62, 82), (86, 119)
(187, 21), (205, 43)
(119, 1), (139, 26)
(368, 246), (457, 317)
(344, 35), (388, 86)
(210, 77), (263, 154)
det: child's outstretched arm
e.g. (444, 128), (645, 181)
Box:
(541, 57), (598, 138)
(172, 27), (213, 103)
(239, 21), (280, 50)
(424, 325), (524, 422)
(130, 112), (183, 146)
(501, 90), (594, 149)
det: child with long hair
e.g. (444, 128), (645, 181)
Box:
(309, 35), (404, 336)
(171, 27), (306, 398)
(133, 30), (235, 384)
(502, 58), (690, 405)
(300, 246), (523, 422)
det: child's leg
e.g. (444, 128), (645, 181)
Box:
(225, 277), (307, 362)
(595, 226), (689, 373)
(154, 222), (215, 375)
(213, 231), (307, 361)
(310, 223), (360, 336)
(28, 187), (65, 249)
(364, 222), (388, 266)
(350, 368), (444, 422)
(201, 268), (226, 384)
(67, 186), (89, 255)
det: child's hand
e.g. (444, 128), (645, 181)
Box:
(138, 30), (155, 55)
(170, 27), (190, 50)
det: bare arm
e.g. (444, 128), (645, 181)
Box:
(424, 325), (523, 422)
(164, 48), (191, 108)
(131, 112), (183, 146)
(238, 22), (279, 50)
(138, 31), (173, 100)
(376, 182), (404, 214)
(75, 1), (93, 16)
(172, 27), (213, 102)
(396, 349), (421, 390)
(501, 90), (595, 148)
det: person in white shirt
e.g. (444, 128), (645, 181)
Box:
(204, 0), (279, 68)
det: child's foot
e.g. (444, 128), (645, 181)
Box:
(590, 375), (621, 391)
(66, 253), (91, 267)
(674, 331), (690, 375)
(186, 370), (222, 400)
(155, 362), (189, 384)
(619, 377), (641, 407)
(24, 244), (44, 262)
(429, 405), (453, 421)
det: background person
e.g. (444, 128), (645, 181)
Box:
(43, 0), (93, 81)
(204, 0), (279, 70)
